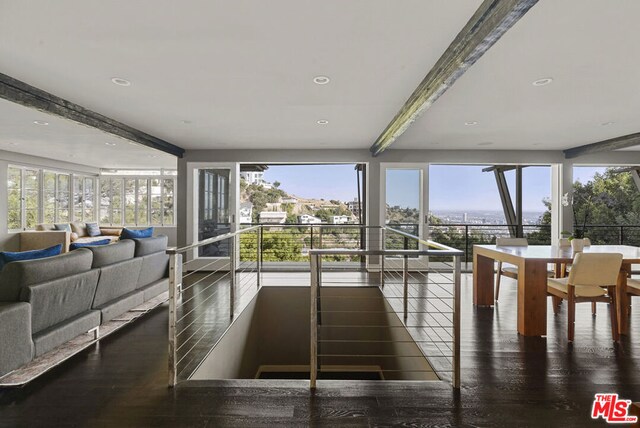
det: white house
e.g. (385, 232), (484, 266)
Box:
(259, 211), (287, 224)
(299, 214), (322, 224)
(332, 215), (351, 224)
(239, 202), (253, 224)
(347, 199), (361, 218)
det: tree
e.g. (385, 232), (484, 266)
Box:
(273, 181), (281, 188)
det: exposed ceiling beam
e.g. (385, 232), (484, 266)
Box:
(0, 72), (185, 158)
(369, 0), (539, 157)
(563, 132), (640, 159)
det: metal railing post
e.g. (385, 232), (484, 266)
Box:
(256, 227), (262, 288)
(318, 227), (323, 249)
(168, 252), (182, 387)
(310, 253), (319, 389)
(620, 225), (624, 245)
(453, 254), (461, 389)
(464, 225), (469, 270)
(380, 228), (385, 288)
(229, 236), (236, 318)
(403, 254), (409, 319)
(259, 226), (264, 270)
(310, 226), (314, 250)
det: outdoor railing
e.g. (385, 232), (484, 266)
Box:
(310, 227), (463, 389)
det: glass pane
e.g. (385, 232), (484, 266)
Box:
(8, 189), (21, 210)
(8, 209), (21, 230)
(43, 172), (56, 223)
(198, 169), (230, 257)
(8, 167), (21, 190)
(84, 178), (95, 221)
(57, 174), (70, 222)
(137, 179), (148, 226)
(100, 179), (111, 224)
(26, 209), (38, 229)
(385, 169), (420, 250)
(74, 176), (83, 221)
(163, 179), (174, 225)
(124, 179), (136, 225)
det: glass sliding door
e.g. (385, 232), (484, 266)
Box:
(381, 164), (428, 267)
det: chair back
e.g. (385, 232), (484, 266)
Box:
(568, 253), (622, 287)
(558, 238), (570, 247)
(496, 237), (528, 247)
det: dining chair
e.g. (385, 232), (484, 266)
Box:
(625, 277), (640, 317)
(547, 252), (622, 342)
(494, 237), (529, 301)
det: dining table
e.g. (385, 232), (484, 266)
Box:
(473, 244), (639, 337)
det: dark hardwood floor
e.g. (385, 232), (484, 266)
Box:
(0, 274), (638, 427)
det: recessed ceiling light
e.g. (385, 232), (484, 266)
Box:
(105, 142), (117, 146)
(317, 119), (329, 125)
(181, 120), (192, 125)
(464, 121), (478, 126)
(313, 76), (330, 85)
(148, 154), (158, 158)
(33, 120), (49, 126)
(532, 77), (553, 86)
(8, 142), (18, 146)
(532, 143), (542, 146)
(601, 121), (615, 126)
(111, 77), (131, 86)
(478, 142), (493, 146)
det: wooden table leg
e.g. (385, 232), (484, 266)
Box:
(473, 252), (494, 306)
(617, 264), (630, 335)
(518, 259), (547, 336)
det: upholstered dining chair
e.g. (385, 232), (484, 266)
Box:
(547, 252), (622, 342)
(494, 237), (529, 301)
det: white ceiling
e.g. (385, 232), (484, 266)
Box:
(0, 1), (639, 153)
(0, 98), (176, 168)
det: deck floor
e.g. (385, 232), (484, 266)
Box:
(0, 272), (639, 427)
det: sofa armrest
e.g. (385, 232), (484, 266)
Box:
(0, 302), (33, 376)
(20, 231), (70, 253)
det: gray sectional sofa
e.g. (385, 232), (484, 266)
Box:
(0, 236), (169, 377)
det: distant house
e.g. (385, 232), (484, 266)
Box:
(282, 197), (298, 204)
(259, 211), (287, 224)
(239, 202), (253, 224)
(240, 171), (272, 188)
(299, 214), (322, 224)
(332, 215), (351, 224)
(347, 198), (361, 218)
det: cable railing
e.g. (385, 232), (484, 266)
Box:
(310, 226), (463, 389)
(167, 226), (261, 386)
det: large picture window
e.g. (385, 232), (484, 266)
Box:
(99, 170), (176, 227)
(6, 165), (97, 231)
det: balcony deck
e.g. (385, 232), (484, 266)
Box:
(0, 272), (638, 426)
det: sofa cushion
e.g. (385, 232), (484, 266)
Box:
(92, 257), (142, 307)
(36, 223), (56, 231)
(137, 252), (169, 289)
(21, 269), (101, 334)
(85, 222), (101, 237)
(0, 244), (63, 271)
(131, 235), (168, 257)
(0, 302), (34, 376)
(70, 239), (111, 251)
(75, 236), (119, 246)
(96, 290), (144, 323)
(86, 240), (135, 268)
(0, 249), (93, 301)
(121, 227), (154, 239)
(100, 228), (122, 237)
(32, 310), (100, 357)
(70, 222), (88, 238)
(54, 223), (71, 232)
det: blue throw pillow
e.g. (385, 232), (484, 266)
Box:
(86, 222), (101, 237)
(54, 223), (71, 232)
(69, 239), (111, 251)
(121, 227), (154, 239)
(0, 244), (63, 271)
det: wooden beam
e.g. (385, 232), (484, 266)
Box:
(369, 0), (539, 157)
(0, 73), (185, 158)
(563, 132), (640, 159)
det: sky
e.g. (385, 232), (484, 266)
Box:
(263, 164), (607, 213)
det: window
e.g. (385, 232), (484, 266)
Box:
(98, 172), (176, 226)
(6, 165), (96, 231)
